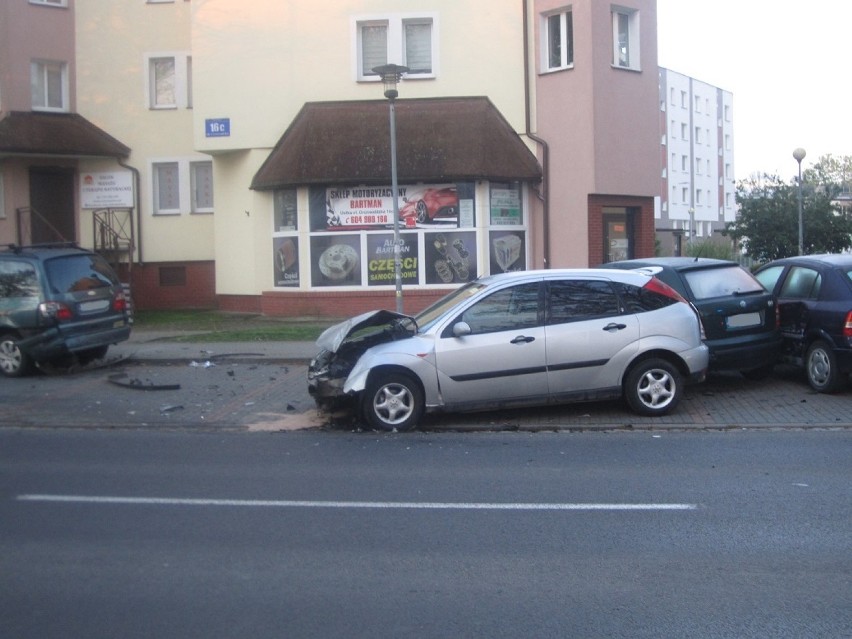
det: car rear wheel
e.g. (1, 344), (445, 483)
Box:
(415, 200), (428, 224)
(363, 372), (424, 432)
(805, 340), (844, 393)
(624, 358), (682, 416)
(0, 334), (34, 378)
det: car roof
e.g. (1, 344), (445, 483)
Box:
(757, 253), (852, 269)
(602, 257), (738, 272)
(0, 244), (94, 260)
(477, 268), (654, 288)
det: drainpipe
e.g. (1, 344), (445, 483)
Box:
(118, 158), (142, 265)
(522, 0), (550, 268)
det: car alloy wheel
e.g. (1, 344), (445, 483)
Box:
(624, 358), (682, 416)
(363, 372), (424, 432)
(0, 335), (34, 378)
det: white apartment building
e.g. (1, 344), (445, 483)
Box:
(658, 68), (736, 255)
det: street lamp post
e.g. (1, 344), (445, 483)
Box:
(372, 63), (409, 313)
(793, 147), (806, 255)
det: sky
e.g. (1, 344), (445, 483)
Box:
(656, 0), (851, 181)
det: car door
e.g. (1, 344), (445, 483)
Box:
(434, 281), (547, 408)
(774, 265), (822, 344)
(544, 278), (639, 399)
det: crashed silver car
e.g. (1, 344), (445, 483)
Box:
(308, 269), (709, 431)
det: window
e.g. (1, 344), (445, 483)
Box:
(548, 280), (619, 325)
(780, 267), (821, 299)
(543, 9), (573, 71)
(190, 161), (213, 213)
(612, 6), (640, 70)
(0, 261), (39, 299)
(146, 53), (191, 109)
(355, 14), (437, 80)
(459, 283), (540, 335)
(152, 158), (215, 215)
(31, 60), (68, 111)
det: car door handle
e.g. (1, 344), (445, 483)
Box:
(603, 323), (627, 332)
(510, 335), (536, 344)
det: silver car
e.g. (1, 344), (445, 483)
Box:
(308, 269), (709, 431)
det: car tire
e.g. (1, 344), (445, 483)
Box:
(415, 200), (428, 224)
(805, 340), (844, 393)
(624, 358), (682, 416)
(363, 371), (424, 432)
(0, 334), (35, 378)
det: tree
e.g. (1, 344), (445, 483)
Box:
(725, 155), (852, 262)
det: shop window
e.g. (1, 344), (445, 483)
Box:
(356, 14), (437, 80)
(31, 59), (68, 112)
(489, 183), (523, 226)
(543, 8), (573, 71)
(274, 189), (298, 231)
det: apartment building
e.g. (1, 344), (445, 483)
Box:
(2, 0), (668, 317)
(658, 68), (736, 256)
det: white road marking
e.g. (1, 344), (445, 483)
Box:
(17, 494), (697, 511)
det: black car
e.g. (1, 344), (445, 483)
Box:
(754, 254), (852, 393)
(0, 244), (132, 377)
(601, 257), (781, 377)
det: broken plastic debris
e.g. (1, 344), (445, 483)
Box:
(189, 360), (216, 368)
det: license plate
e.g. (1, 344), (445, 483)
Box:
(727, 312), (760, 328)
(79, 299), (109, 313)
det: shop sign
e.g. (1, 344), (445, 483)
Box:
(366, 234), (418, 286)
(80, 171), (134, 209)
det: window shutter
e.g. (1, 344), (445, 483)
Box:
(361, 25), (387, 76)
(404, 21), (432, 73)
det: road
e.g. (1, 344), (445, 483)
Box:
(1, 428), (850, 638)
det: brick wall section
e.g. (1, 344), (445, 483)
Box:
(587, 195), (656, 266)
(128, 261), (217, 310)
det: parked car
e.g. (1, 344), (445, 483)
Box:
(753, 254), (852, 392)
(601, 257), (781, 377)
(0, 244), (132, 377)
(308, 269), (709, 431)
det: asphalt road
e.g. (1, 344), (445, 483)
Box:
(1, 428), (850, 638)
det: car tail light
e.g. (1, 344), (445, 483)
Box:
(843, 311), (852, 339)
(112, 291), (128, 313)
(643, 276), (687, 304)
(38, 301), (73, 322)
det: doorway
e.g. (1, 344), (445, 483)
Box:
(602, 207), (635, 263)
(28, 167), (76, 244)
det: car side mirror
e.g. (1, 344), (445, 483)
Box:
(452, 321), (472, 337)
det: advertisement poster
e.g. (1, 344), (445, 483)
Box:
(273, 237), (299, 287)
(310, 236), (362, 287)
(489, 184), (522, 226)
(80, 171), (134, 209)
(310, 184), (460, 231)
(423, 231), (477, 284)
(366, 233), (419, 286)
(489, 231), (526, 274)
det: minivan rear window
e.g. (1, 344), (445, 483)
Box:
(44, 254), (120, 294)
(683, 266), (763, 300)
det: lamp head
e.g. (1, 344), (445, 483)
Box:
(792, 147), (807, 164)
(371, 64), (409, 100)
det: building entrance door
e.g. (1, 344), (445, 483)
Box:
(29, 167), (76, 244)
(602, 208), (635, 263)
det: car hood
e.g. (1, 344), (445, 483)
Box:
(316, 310), (414, 353)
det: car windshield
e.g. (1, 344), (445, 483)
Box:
(44, 254), (119, 294)
(683, 266), (764, 300)
(415, 280), (488, 331)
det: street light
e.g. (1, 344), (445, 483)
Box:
(372, 63), (409, 313)
(793, 147), (806, 255)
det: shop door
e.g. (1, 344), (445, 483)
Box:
(29, 168), (76, 244)
(602, 209), (635, 263)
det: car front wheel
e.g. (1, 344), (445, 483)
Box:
(363, 372), (424, 432)
(805, 340), (844, 393)
(624, 358), (682, 416)
(0, 334), (34, 378)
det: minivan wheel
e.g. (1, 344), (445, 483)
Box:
(805, 340), (843, 393)
(624, 358), (682, 416)
(0, 334), (34, 378)
(362, 372), (424, 432)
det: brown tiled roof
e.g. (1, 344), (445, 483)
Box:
(0, 111), (130, 158)
(251, 97), (541, 190)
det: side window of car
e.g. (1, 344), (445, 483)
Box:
(458, 283), (540, 335)
(754, 265), (785, 293)
(0, 261), (40, 302)
(779, 267), (821, 299)
(547, 280), (620, 325)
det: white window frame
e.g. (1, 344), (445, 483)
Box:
(150, 157), (214, 216)
(353, 13), (438, 82)
(611, 6), (640, 71)
(28, 0), (67, 6)
(30, 59), (69, 112)
(190, 161), (214, 214)
(144, 52), (191, 110)
(541, 8), (574, 72)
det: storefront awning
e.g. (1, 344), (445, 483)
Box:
(251, 97), (542, 190)
(0, 111), (130, 158)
